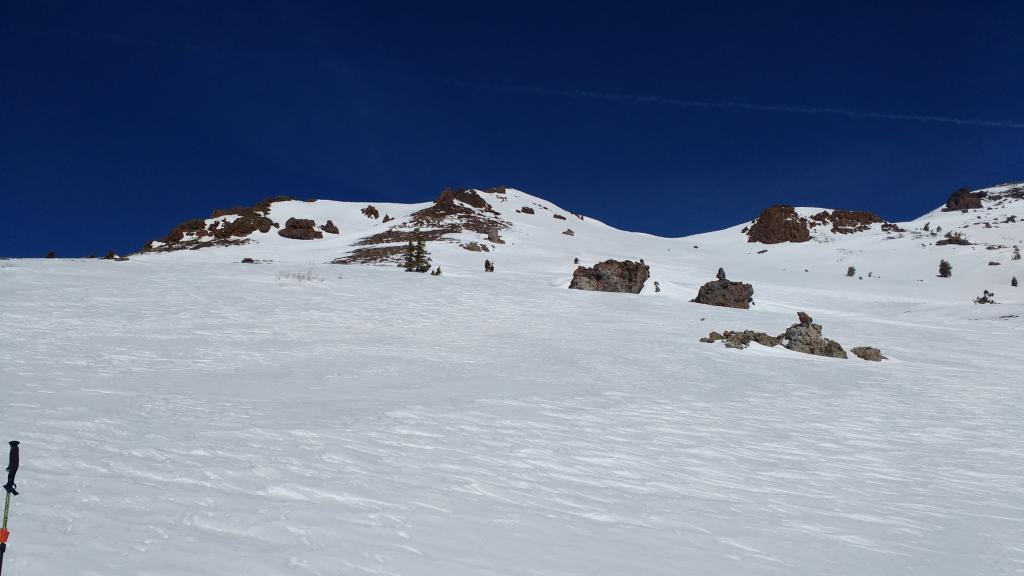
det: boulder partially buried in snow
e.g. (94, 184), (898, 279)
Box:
(569, 259), (649, 294)
(851, 346), (887, 361)
(782, 312), (847, 358)
(278, 218), (323, 240)
(692, 268), (754, 309)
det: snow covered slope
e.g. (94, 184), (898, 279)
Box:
(1, 183), (1023, 575)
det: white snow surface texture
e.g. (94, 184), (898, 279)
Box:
(2, 185), (1024, 575)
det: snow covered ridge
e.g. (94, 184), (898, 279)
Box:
(136, 181), (1024, 264)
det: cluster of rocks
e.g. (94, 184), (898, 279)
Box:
(700, 312), (885, 361)
(808, 209), (887, 234)
(278, 218), (323, 240)
(336, 188), (510, 265)
(745, 205), (897, 244)
(142, 196), (294, 253)
(361, 205), (380, 219)
(692, 268), (754, 309)
(569, 259), (649, 293)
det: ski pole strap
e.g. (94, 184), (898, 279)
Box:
(0, 528), (8, 544)
(3, 442), (17, 496)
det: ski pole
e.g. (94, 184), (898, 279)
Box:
(0, 440), (20, 575)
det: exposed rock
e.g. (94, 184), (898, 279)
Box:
(278, 218), (323, 240)
(461, 242), (489, 252)
(145, 196), (289, 253)
(700, 330), (781, 349)
(563, 228), (575, 236)
(746, 205), (811, 244)
(553, 214), (567, 220)
(936, 232), (972, 246)
(361, 205), (380, 219)
(809, 209), (886, 234)
(46, 251), (56, 259)
(943, 187), (984, 211)
(520, 206), (535, 214)
(851, 346), (886, 361)
(382, 214), (394, 223)
(569, 259), (649, 294)
(486, 226), (505, 244)
(692, 269), (754, 309)
(241, 257), (256, 264)
(321, 220), (340, 234)
(782, 312), (847, 358)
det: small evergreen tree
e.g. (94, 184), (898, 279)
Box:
(846, 266), (856, 277)
(484, 259), (494, 272)
(403, 240), (415, 272)
(1013, 276), (1019, 287)
(938, 259), (952, 278)
(412, 228), (431, 272)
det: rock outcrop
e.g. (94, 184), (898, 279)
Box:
(781, 312), (847, 358)
(692, 268), (754, 309)
(701, 312), (849, 360)
(361, 205), (380, 219)
(142, 196), (289, 253)
(943, 188), (984, 211)
(569, 259), (649, 294)
(321, 220), (339, 234)
(700, 330), (781, 349)
(746, 205), (811, 244)
(808, 209), (885, 234)
(851, 346), (886, 361)
(278, 218), (323, 240)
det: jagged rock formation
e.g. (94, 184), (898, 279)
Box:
(943, 188), (985, 211)
(781, 312), (847, 358)
(361, 205), (380, 219)
(142, 196), (288, 253)
(321, 220), (339, 234)
(701, 312), (848, 359)
(746, 205), (811, 244)
(569, 260), (649, 294)
(808, 209), (886, 234)
(520, 206), (535, 214)
(851, 346), (887, 361)
(563, 228), (575, 236)
(692, 268), (754, 309)
(279, 218), (322, 240)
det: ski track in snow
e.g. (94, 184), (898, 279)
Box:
(2, 187), (1024, 575)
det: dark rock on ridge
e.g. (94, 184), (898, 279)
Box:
(746, 205), (811, 244)
(943, 188), (984, 211)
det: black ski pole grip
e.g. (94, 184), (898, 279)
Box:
(3, 442), (18, 495)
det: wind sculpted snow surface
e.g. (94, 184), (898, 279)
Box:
(1, 186), (1023, 575)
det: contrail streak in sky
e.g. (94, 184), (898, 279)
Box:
(460, 82), (1024, 129)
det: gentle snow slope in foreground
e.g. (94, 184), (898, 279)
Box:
(1, 186), (1023, 575)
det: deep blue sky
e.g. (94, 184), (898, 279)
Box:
(2, 1), (1023, 257)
